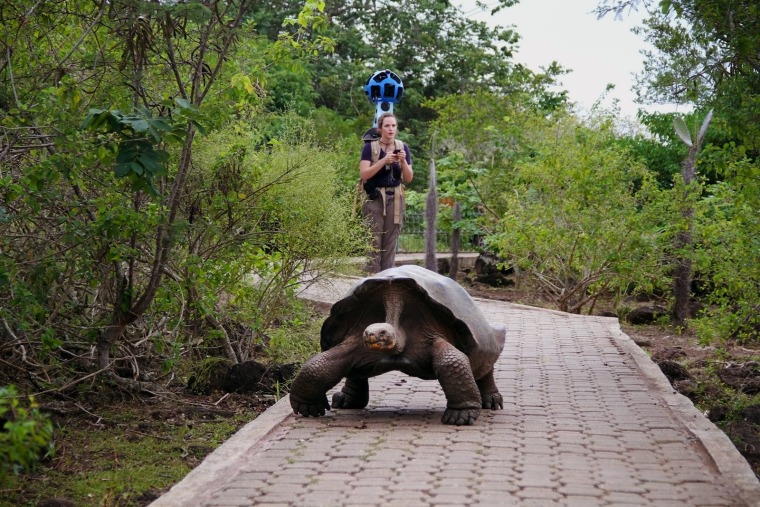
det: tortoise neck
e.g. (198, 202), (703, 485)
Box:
(383, 287), (406, 353)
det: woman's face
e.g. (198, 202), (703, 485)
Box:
(380, 117), (397, 139)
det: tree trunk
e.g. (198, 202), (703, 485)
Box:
(672, 145), (697, 327)
(672, 240), (693, 326)
(671, 110), (712, 327)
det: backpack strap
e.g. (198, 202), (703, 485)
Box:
(371, 139), (404, 164)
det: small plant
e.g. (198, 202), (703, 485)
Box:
(262, 301), (322, 365)
(0, 385), (54, 483)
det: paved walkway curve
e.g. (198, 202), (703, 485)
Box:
(151, 275), (760, 507)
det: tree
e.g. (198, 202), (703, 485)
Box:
(596, 0), (760, 150)
(692, 174), (760, 344)
(0, 0), (361, 393)
(307, 0), (566, 186)
(671, 110), (713, 326)
(486, 112), (665, 314)
(596, 0), (760, 342)
(423, 87), (569, 239)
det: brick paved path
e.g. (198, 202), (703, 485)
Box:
(152, 276), (760, 507)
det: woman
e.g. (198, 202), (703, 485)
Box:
(359, 112), (413, 273)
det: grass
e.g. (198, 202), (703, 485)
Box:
(1, 400), (263, 507)
(397, 234), (456, 253)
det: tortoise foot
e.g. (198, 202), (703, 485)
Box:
(332, 391), (368, 409)
(331, 378), (369, 409)
(290, 394), (330, 417)
(482, 392), (503, 410)
(441, 407), (480, 426)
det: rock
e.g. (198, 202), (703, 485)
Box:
(717, 362), (760, 394)
(630, 335), (652, 346)
(474, 252), (513, 287)
(625, 304), (669, 325)
(223, 360), (267, 392)
(707, 404), (730, 422)
(673, 379), (697, 399)
(37, 500), (76, 507)
(656, 360), (692, 383)
(188, 360), (297, 395)
(187, 360), (231, 395)
(723, 420), (760, 464)
(740, 403), (760, 424)
(652, 347), (687, 362)
(223, 361), (298, 394)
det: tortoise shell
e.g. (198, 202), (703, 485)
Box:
(320, 265), (505, 378)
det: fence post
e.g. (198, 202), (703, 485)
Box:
(425, 158), (438, 271)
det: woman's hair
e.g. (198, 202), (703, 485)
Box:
(377, 112), (397, 129)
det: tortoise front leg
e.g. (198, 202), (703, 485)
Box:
(331, 377), (370, 409)
(431, 338), (482, 425)
(290, 344), (353, 417)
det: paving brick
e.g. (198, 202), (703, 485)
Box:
(515, 486), (564, 501)
(604, 491), (662, 504)
(353, 468), (396, 481)
(202, 495), (251, 506)
(428, 493), (473, 504)
(249, 492), (300, 504)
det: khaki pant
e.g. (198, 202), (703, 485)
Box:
(362, 190), (404, 273)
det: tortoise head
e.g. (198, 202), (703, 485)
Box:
(363, 323), (403, 354)
(362, 284), (408, 354)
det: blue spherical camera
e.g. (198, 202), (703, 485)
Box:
(363, 70), (404, 139)
(364, 69), (404, 104)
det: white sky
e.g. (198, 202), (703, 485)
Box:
(459, 0), (682, 119)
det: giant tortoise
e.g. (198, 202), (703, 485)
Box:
(290, 265), (506, 425)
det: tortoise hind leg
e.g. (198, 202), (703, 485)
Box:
(477, 369), (503, 410)
(332, 377), (370, 409)
(431, 338), (481, 425)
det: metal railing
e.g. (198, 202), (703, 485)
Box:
(399, 212), (451, 253)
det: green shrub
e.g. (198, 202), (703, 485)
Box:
(261, 300), (323, 366)
(0, 385), (54, 483)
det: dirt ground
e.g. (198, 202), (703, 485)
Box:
(7, 391), (280, 507)
(621, 322), (760, 479)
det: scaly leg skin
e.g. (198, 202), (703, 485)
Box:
(332, 377), (370, 409)
(290, 345), (352, 417)
(476, 369), (503, 410)
(431, 338), (482, 425)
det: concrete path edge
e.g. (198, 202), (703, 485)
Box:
(149, 395), (294, 507)
(606, 319), (760, 507)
